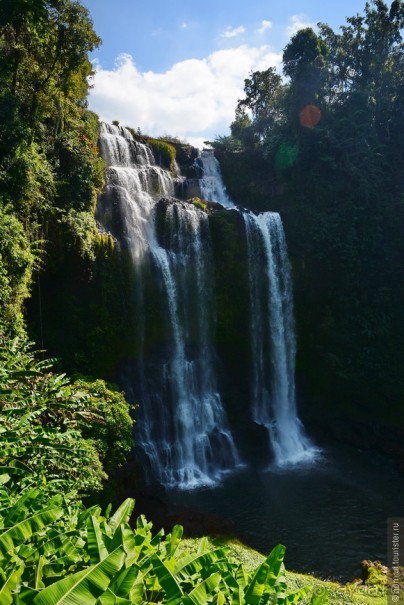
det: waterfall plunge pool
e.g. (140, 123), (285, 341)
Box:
(166, 442), (404, 582)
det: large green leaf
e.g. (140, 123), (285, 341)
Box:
(244, 562), (270, 605)
(150, 554), (184, 605)
(97, 566), (142, 605)
(112, 525), (137, 565)
(0, 508), (63, 553)
(86, 516), (108, 563)
(244, 544), (285, 605)
(182, 572), (221, 605)
(128, 570), (144, 605)
(33, 547), (126, 605)
(107, 499), (135, 537)
(261, 544), (285, 588)
(0, 466), (29, 478)
(0, 565), (24, 605)
(28, 529), (83, 564)
(174, 547), (229, 578)
(165, 524), (183, 557)
(108, 566), (140, 598)
(97, 589), (131, 605)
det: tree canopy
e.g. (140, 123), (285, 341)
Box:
(0, 0), (104, 336)
(213, 0), (404, 425)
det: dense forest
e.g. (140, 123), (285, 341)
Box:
(0, 0), (402, 601)
(212, 0), (404, 456)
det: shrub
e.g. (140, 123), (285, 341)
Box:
(0, 492), (327, 604)
(0, 334), (134, 499)
(72, 376), (134, 475)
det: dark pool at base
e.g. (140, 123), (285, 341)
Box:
(167, 443), (404, 582)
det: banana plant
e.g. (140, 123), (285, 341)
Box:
(0, 487), (328, 605)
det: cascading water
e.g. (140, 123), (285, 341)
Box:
(196, 150), (235, 208)
(97, 123), (241, 489)
(97, 122), (175, 259)
(243, 213), (317, 465)
(197, 149), (317, 466)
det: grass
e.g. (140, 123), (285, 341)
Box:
(179, 536), (387, 605)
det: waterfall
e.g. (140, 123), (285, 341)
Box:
(196, 150), (235, 208)
(243, 213), (317, 466)
(197, 148), (318, 467)
(97, 123), (241, 489)
(97, 122), (175, 259)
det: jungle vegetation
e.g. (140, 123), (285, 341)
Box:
(0, 0), (402, 600)
(212, 0), (404, 434)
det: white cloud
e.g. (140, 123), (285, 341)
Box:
(221, 25), (245, 39)
(258, 20), (272, 34)
(88, 46), (282, 145)
(287, 15), (316, 37)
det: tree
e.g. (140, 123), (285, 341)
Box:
(0, 0), (100, 129)
(0, 0), (104, 334)
(233, 68), (285, 145)
(283, 28), (328, 118)
(318, 1), (404, 141)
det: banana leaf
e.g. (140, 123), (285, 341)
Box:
(150, 554), (183, 605)
(0, 508), (63, 553)
(182, 572), (221, 605)
(0, 565), (24, 605)
(33, 546), (125, 605)
(165, 524), (183, 557)
(86, 516), (108, 563)
(244, 544), (285, 605)
(107, 499), (135, 537)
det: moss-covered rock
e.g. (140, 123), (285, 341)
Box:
(361, 561), (389, 586)
(148, 139), (176, 171)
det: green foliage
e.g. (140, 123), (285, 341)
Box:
(0, 0), (100, 129)
(0, 334), (106, 498)
(0, 334), (134, 500)
(56, 111), (105, 213)
(148, 139), (177, 171)
(283, 28), (328, 107)
(189, 197), (208, 212)
(214, 0), (404, 429)
(72, 377), (134, 475)
(0, 489), (325, 605)
(0, 207), (36, 334)
(235, 68), (286, 144)
(0, 0), (104, 335)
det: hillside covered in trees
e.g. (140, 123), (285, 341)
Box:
(212, 0), (404, 455)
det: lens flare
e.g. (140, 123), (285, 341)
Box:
(299, 104), (321, 128)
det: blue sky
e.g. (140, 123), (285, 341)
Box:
(83, 0), (369, 146)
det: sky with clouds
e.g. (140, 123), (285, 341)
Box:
(82, 0), (369, 147)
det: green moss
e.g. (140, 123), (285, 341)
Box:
(148, 138), (176, 171)
(189, 197), (208, 212)
(95, 232), (116, 251)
